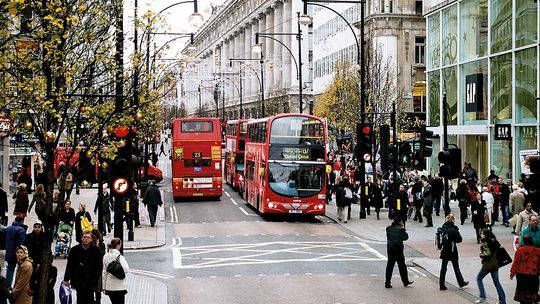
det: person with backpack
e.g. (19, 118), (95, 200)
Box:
(438, 214), (469, 291)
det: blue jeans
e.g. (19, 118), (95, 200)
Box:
(476, 268), (506, 303)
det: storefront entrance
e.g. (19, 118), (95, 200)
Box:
(463, 135), (488, 182)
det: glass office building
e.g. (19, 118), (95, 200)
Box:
(425, 0), (538, 182)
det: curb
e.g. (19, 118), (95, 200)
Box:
(124, 241), (167, 251)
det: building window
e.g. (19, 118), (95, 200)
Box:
(416, 1), (423, 15)
(389, 1), (393, 13)
(380, 0), (385, 13)
(415, 37), (425, 64)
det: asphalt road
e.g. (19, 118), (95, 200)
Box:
(125, 179), (478, 304)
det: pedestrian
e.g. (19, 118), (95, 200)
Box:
(471, 193), (487, 244)
(456, 180), (470, 225)
(57, 165), (73, 201)
(34, 165), (47, 191)
(17, 168), (32, 194)
(422, 176), (433, 227)
(0, 183), (8, 226)
(412, 176), (423, 223)
(509, 185), (526, 229)
(519, 214), (540, 247)
(431, 174), (444, 216)
(58, 200), (76, 228)
(130, 185), (141, 228)
(91, 229), (106, 304)
(482, 186), (495, 226)
(24, 221), (45, 304)
(509, 234), (540, 304)
(28, 184), (46, 223)
(391, 184), (409, 228)
(159, 142), (167, 157)
(102, 238), (129, 304)
(143, 181), (162, 227)
(515, 203), (538, 236)
(475, 229), (506, 304)
(334, 176), (348, 223)
(10, 245), (33, 304)
(13, 183), (30, 219)
(384, 217), (414, 289)
(94, 187), (112, 234)
(365, 176), (375, 216)
(5, 216), (27, 286)
(372, 178), (384, 220)
(75, 203), (92, 244)
(498, 177), (511, 226)
(438, 214), (469, 290)
(63, 231), (103, 304)
(0, 274), (9, 304)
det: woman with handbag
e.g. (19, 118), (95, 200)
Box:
(74, 203), (92, 244)
(471, 193), (487, 244)
(509, 234), (540, 303)
(102, 238), (129, 304)
(475, 229), (506, 304)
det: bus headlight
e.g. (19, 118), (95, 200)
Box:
(268, 202), (275, 208)
(317, 204), (324, 210)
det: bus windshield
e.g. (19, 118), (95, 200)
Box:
(181, 121), (214, 133)
(268, 162), (325, 197)
(270, 116), (324, 145)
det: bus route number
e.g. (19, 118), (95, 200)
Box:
(193, 152), (202, 158)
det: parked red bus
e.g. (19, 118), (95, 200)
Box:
(171, 118), (223, 200)
(242, 114), (328, 215)
(224, 119), (249, 189)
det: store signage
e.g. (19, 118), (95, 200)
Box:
(465, 74), (483, 113)
(495, 124), (512, 140)
(0, 116), (13, 139)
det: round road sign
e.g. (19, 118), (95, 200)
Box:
(113, 177), (129, 195)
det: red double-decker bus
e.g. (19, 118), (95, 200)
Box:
(243, 114), (328, 215)
(224, 119), (248, 189)
(171, 118), (222, 200)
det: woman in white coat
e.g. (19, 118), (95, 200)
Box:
(102, 238), (129, 304)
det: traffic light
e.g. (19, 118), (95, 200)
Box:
(379, 125), (390, 172)
(399, 142), (412, 166)
(356, 123), (373, 162)
(419, 126), (434, 159)
(438, 148), (461, 179)
(110, 127), (135, 197)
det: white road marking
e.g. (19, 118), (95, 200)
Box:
(130, 269), (174, 280)
(173, 241), (386, 269)
(225, 192), (231, 197)
(169, 206), (174, 222)
(409, 267), (427, 277)
(239, 207), (249, 215)
(230, 198), (238, 206)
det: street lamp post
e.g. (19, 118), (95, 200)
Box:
(252, 14), (304, 114)
(229, 58), (265, 117)
(300, 0), (368, 219)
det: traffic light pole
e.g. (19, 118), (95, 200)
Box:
(442, 92), (450, 216)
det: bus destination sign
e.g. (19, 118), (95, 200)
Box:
(281, 147), (310, 161)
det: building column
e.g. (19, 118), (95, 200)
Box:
(244, 24), (253, 99)
(251, 18), (260, 101)
(282, 0), (292, 90)
(273, 1), (283, 90)
(265, 7), (275, 93)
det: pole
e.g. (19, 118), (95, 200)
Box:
(239, 64), (244, 118)
(358, 0), (366, 219)
(114, 0), (125, 253)
(391, 100), (398, 186)
(297, 12), (303, 114)
(260, 58), (265, 117)
(442, 91), (450, 216)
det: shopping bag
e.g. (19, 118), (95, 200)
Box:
(513, 235), (520, 251)
(139, 203), (149, 222)
(158, 205), (165, 222)
(81, 217), (92, 232)
(496, 244), (512, 268)
(59, 282), (72, 304)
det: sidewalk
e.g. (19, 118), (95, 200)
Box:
(4, 187), (168, 304)
(325, 200), (520, 304)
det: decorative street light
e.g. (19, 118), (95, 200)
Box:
(300, 0), (369, 219)
(252, 12), (305, 113)
(229, 58), (265, 117)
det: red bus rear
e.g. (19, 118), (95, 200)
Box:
(224, 119), (248, 189)
(171, 118), (223, 200)
(243, 114), (327, 215)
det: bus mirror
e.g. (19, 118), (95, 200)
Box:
(326, 165), (332, 174)
(259, 167), (265, 177)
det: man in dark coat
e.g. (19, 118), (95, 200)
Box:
(143, 180), (163, 227)
(385, 217), (413, 288)
(391, 184), (409, 228)
(498, 177), (511, 226)
(430, 174), (444, 216)
(5, 216), (26, 286)
(412, 176), (423, 223)
(64, 230), (103, 304)
(438, 214), (469, 290)
(0, 183), (7, 226)
(422, 176), (434, 227)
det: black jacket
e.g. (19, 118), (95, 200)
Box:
(64, 244), (103, 290)
(143, 185), (163, 206)
(431, 178), (444, 197)
(0, 188), (7, 216)
(386, 222), (408, 252)
(24, 231), (46, 265)
(439, 222), (462, 260)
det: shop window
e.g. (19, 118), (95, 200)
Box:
(415, 37), (425, 64)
